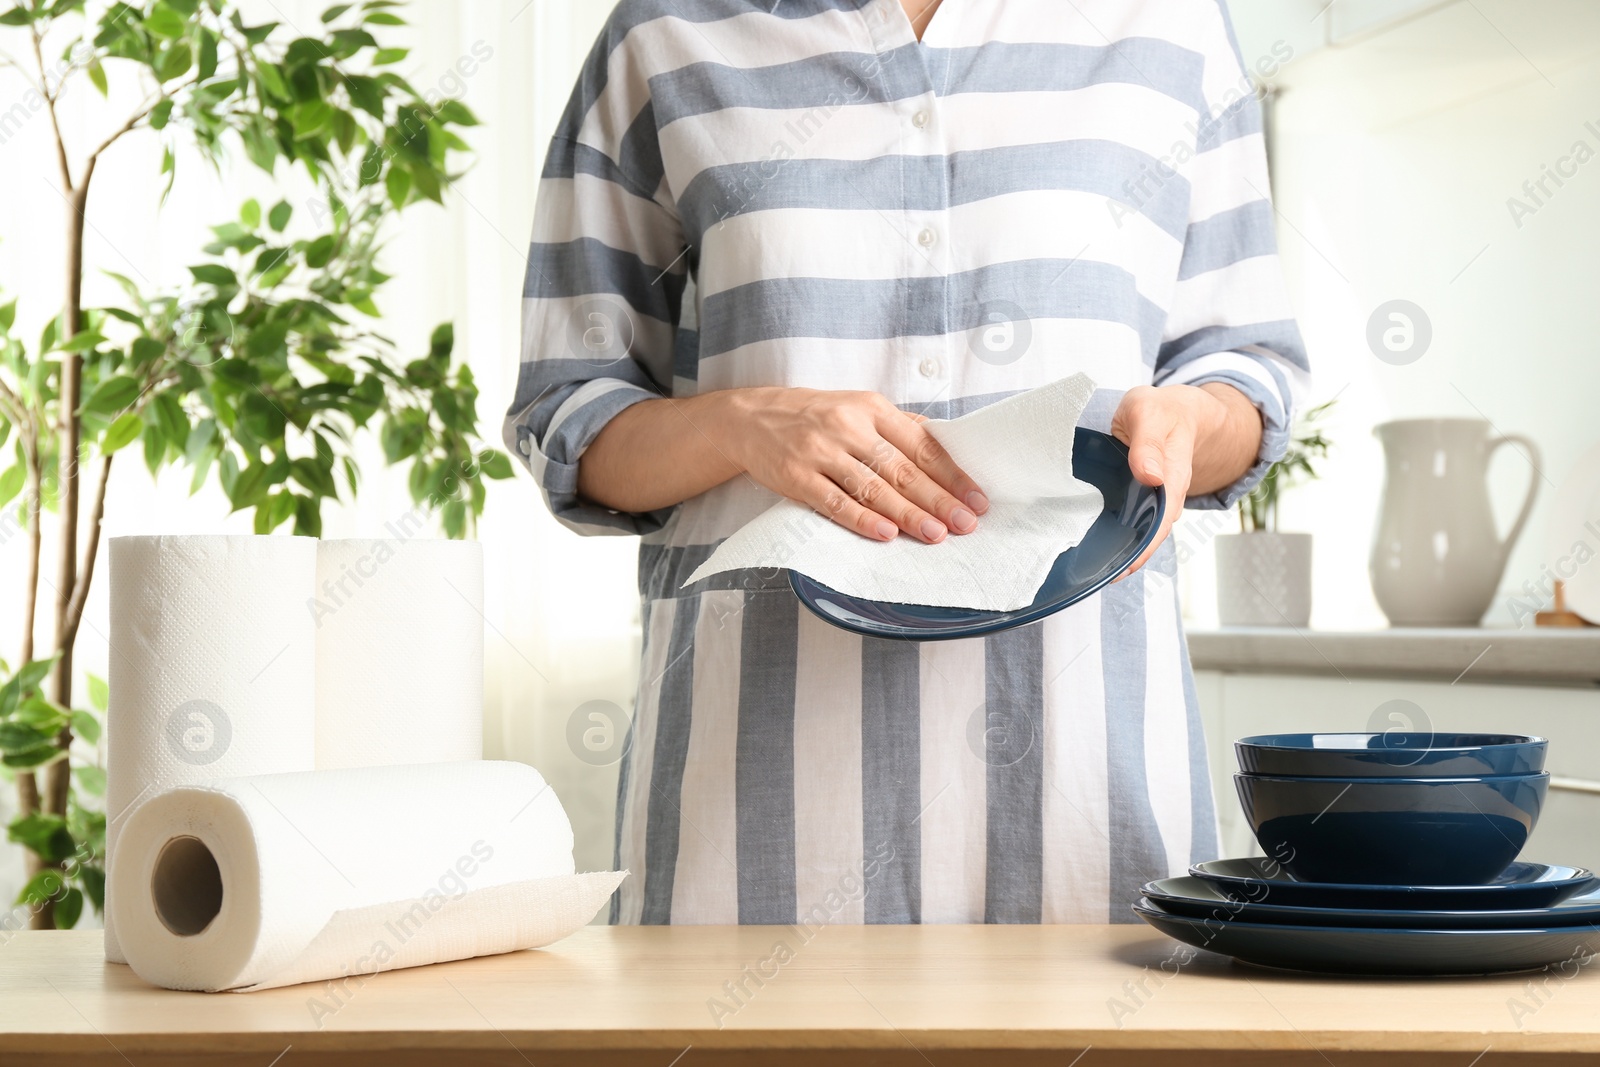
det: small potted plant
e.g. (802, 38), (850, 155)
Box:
(1215, 400), (1335, 627)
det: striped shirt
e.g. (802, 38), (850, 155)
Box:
(505, 0), (1308, 924)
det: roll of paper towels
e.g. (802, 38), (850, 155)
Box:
(105, 535), (319, 964)
(110, 760), (618, 992)
(313, 538), (484, 768)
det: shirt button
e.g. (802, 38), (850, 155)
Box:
(518, 436), (533, 456)
(912, 110), (930, 129)
(917, 228), (937, 248)
(919, 358), (941, 378)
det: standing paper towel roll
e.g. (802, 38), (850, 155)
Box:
(110, 760), (608, 992)
(105, 535), (319, 964)
(313, 538), (483, 768)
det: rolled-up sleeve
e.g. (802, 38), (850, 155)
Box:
(503, 17), (688, 536)
(1155, 0), (1311, 510)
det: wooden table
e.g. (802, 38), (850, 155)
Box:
(3, 926), (1600, 1065)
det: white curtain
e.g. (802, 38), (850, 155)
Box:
(0, 0), (639, 908)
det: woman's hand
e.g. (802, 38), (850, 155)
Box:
(1110, 383), (1263, 578)
(714, 388), (989, 543)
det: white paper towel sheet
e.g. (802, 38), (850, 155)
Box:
(686, 373), (1105, 611)
(313, 538), (484, 769)
(109, 761), (607, 992)
(105, 535), (320, 964)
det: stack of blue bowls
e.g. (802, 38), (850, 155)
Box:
(1132, 732), (1600, 975)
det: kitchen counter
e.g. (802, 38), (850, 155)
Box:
(1187, 626), (1600, 686)
(3, 927), (1600, 1065)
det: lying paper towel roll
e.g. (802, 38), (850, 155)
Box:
(105, 535), (319, 964)
(109, 760), (601, 992)
(313, 538), (483, 769)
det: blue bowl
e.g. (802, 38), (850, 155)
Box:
(1235, 772), (1549, 885)
(1235, 732), (1546, 778)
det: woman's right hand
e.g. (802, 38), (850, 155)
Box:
(714, 388), (989, 544)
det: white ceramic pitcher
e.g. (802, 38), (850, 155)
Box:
(1370, 418), (1540, 627)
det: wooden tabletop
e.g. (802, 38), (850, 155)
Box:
(2, 926), (1600, 1066)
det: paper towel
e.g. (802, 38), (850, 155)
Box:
(105, 535), (319, 964)
(687, 373), (1106, 611)
(109, 760), (605, 992)
(313, 538), (483, 769)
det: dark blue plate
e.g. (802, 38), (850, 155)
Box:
(1144, 875), (1600, 930)
(1133, 898), (1600, 976)
(788, 428), (1164, 641)
(1190, 858), (1596, 911)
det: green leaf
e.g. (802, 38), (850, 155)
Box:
(57, 330), (106, 353)
(0, 298), (14, 332)
(101, 411), (144, 454)
(144, 3), (186, 37)
(17, 871), (65, 909)
(72, 764), (106, 797)
(290, 99), (333, 140)
(55, 887), (83, 929)
(189, 263), (237, 287)
(150, 98), (174, 129)
(435, 100), (479, 127)
(3, 742), (62, 769)
(478, 450), (515, 480)
(157, 40), (192, 82)
(0, 8), (35, 27)
(0, 721), (55, 754)
(384, 163), (410, 207)
(0, 463), (22, 508)
(267, 200), (292, 232)
(87, 58), (108, 96)
(240, 198), (261, 228)
(152, 392), (189, 451)
(81, 375), (141, 415)
(143, 421), (166, 475)
(256, 61), (289, 101)
(372, 47), (406, 65)
(198, 27), (218, 80)
(86, 674), (109, 713)
(8, 813), (74, 864)
(321, 2), (352, 21)
(79, 866), (105, 911)
(364, 10), (404, 24)
(428, 322), (454, 363)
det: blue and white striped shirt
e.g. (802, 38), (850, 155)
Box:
(506, 0), (1308, 924)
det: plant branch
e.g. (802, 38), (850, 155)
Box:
(60, 453), (112, 655)
(29, 26), (73, 195)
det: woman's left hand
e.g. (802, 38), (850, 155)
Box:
(1109, 382), (1264, 580)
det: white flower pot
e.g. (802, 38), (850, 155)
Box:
(1215, 532), (1313, 628)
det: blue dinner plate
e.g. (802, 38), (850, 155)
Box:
(1190, 857), (1596, 911)
(1144, 875), (1600, 930)
(1133, 898), (1600, 976)
(788, 428), (1165, 641)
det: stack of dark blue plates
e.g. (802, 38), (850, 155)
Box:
(1134, 732), (1600, 975)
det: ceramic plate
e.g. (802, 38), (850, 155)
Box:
(1189, 858), (1596, 911)
(788, 428), (1164, 641)
(1145, 875), (1600, 930)
(1134, 898), (1600, 976)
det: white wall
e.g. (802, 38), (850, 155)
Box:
(1191, 0), (1600, 630)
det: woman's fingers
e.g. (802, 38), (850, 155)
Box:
(832, 452), (951, 543)
(876, 413), (988, 527)
(802, 475), (900, 542)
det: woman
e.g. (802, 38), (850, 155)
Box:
(506, 0), (1307, 925)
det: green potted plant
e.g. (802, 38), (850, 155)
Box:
(1215, 400), (1335, 627)
(0, 0), (513, 930)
